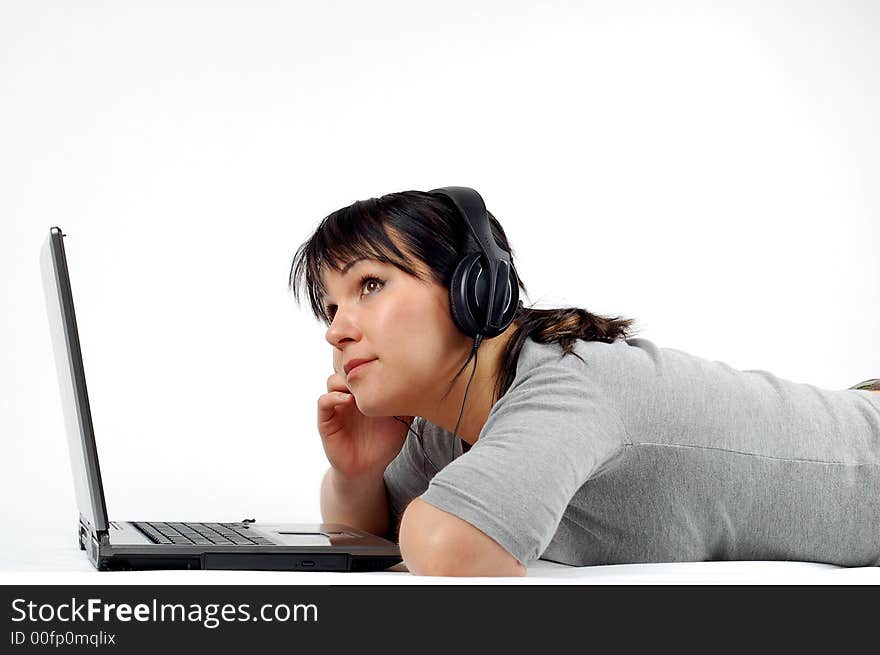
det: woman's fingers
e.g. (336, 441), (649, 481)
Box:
(317, 390), (354, 422)
(326, 372), (351, 394)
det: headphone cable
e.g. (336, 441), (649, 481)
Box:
(451, 334), (482, 462)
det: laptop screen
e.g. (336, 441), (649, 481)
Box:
(40, 227), (110, 535)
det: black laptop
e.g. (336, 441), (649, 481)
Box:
(40, 227), (402, 572)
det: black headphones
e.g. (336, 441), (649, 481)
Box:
(428, 186), (520, 341)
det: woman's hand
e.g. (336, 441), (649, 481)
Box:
(316, 350), (414, 480)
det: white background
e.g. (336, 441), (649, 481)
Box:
(1, 0), (879, 572)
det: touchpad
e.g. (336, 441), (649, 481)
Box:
(272, 532), (333, 547)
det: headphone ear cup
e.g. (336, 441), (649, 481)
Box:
(448, 253), (483, 338)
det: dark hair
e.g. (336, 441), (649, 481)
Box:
(288, 190), (640, 403)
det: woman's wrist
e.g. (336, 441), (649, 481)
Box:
(329, 465), (386, 493)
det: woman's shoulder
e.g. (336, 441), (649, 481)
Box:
(516, 334), (648, 374)
(504, 337), (633, 414)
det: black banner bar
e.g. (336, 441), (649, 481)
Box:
(1, 584), (873, 651)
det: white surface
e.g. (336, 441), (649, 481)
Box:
(2, 529), (878, 585)
(2, 543), (879, 585)
(2, 2), (880, 580)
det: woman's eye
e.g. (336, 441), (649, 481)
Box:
(324, 276), (383, 323)
(361, 276), (384, 295)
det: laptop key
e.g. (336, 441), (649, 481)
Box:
(134, 523), (173, 544)
(136, 522), (268, 546)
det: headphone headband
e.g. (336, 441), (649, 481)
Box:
(429, 186), (516, 335)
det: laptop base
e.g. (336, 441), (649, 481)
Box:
(79, 519), (402, 572)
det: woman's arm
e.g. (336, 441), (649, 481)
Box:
(320, 466), (391, 538)
(398, 498), (526, 577)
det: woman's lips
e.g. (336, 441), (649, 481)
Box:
(347, 359), (375, 380)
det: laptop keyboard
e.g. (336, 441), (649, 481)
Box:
(133, 522), (274, 546)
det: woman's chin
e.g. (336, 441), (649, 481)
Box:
(353, 392), (401, 419)
(351, 393), (384, 417)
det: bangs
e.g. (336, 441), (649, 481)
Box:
(289, 198), (425, 325)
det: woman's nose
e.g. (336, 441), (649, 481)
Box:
(324, 305), (362, 348)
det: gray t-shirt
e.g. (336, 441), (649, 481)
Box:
(383, 335), (880, 567)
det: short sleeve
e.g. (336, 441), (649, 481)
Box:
(418, 350), (627, 566)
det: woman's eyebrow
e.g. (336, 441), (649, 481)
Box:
(340, 257), (368, 275)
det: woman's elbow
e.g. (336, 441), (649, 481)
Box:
(399, 500), (527, 577)
(423, 553), (526, 577)
(404, 541), (527, 577)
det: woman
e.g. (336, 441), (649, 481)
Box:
(289, 187), (880, 577)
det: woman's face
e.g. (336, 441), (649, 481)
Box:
(321, 256), (467, 417)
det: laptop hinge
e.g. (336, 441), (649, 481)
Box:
(79, 515), (110, 546)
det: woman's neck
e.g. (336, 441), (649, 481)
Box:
(419, 324), (517, 446)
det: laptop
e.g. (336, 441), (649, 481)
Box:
(40, 227), (402, 572)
